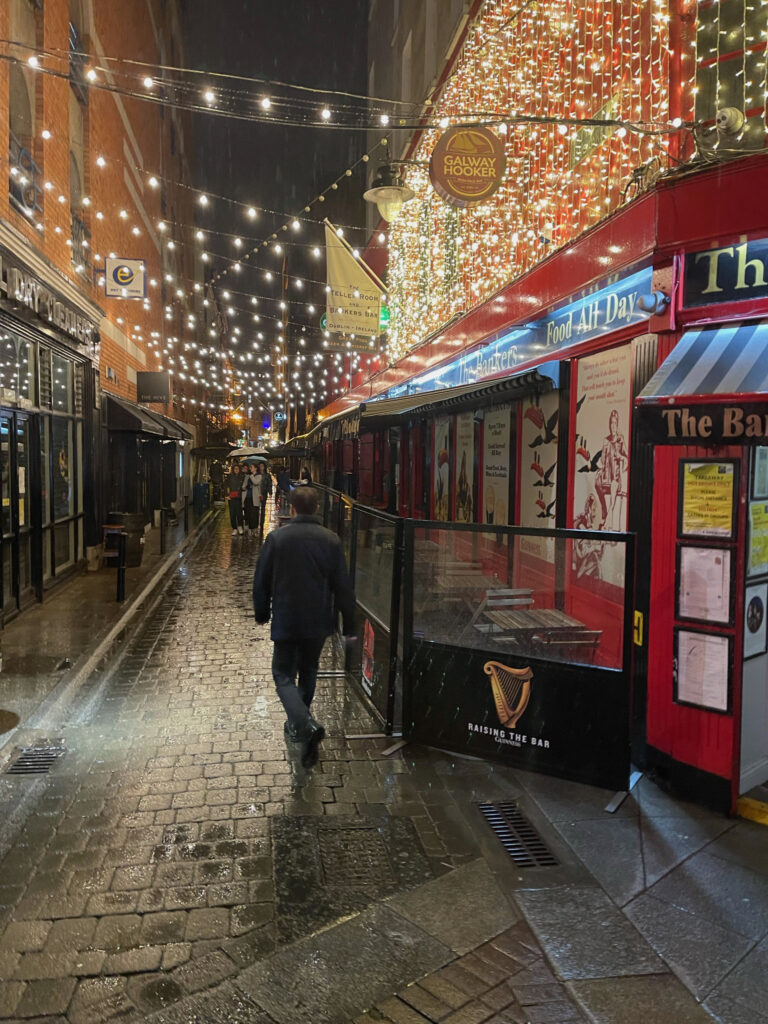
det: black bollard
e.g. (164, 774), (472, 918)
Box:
(160, 508), (167, 555)
(184, 495), (189, 535)
(116, 531), (126, 603)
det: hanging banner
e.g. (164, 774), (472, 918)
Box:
(482, 405), (511, 525)
(433, 415), (451, 521)
(454, 412), (475, 522)
(324, 221), (381, 338)
(429, 126), (507, 209)
(572, 345), (632, 586)
(104, 258), (146, 299)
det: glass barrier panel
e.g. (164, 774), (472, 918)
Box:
(411, 525), (626, 670)
(355, 509), (396, 626)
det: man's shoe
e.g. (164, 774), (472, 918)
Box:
(300, 719), (325, 768)
(283, 720), (300, 743)
(237, 526), (244, 534)
(232, 529), (238, 536)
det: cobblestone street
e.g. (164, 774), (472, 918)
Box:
(0, 511), (766, 1024)
(0, 512), (585, 1023)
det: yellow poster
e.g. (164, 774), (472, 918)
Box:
(749, 502), (768, 577)
(681, 462), (734, 538)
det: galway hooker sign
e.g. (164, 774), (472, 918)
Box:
(429, 126), (506, 208)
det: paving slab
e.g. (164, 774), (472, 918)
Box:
(702, 934), (768, 1023)
(569, 974), (715, 1024)
(515, 884), (664, 980)
(624, 893), (755, 1001)
(646, 851), (768, 941)
(387, 858), (520, 955)
(235, 904), (453, 1024)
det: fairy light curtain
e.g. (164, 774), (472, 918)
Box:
(387, 0), (682, 362)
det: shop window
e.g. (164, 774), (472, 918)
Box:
(69, 92), (90, 271)
(51, 418), (74, 521)
(0, 333), (35, 405)
(54, 521), (74, 571)
(8, 0), (40, 218)
(40, 416), (50, 529)
(0, 419), (10, 538)
(69, 2), (89, 106)
(38, 347), (52, 409)
(52, 353), (73, 413)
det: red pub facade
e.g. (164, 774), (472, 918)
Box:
(297, 2), (768, 814)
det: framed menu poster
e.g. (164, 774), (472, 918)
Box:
(674, 629), (731, 713)
(676, 545), (732, 625)
(679, 461), (737, 540)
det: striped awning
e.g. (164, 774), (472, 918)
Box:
(636, 322), (768, 404)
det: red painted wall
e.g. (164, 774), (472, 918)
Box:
(646, 444), (746, 783)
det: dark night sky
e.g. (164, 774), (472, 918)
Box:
(181, 0), (370, 248)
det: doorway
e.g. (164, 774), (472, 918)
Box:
(740, 445), (768, 797)
(1, 411), (39, 619)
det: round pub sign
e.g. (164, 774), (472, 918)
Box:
(429, 126), (506, 208)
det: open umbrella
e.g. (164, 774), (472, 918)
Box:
(242, 456), (268, 465)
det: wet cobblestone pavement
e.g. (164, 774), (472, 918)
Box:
(0, 510), (763, 1023)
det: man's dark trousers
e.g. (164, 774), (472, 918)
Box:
(272, 638), (325, 729)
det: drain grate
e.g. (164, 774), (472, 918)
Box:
(478, 801), (558, 867)
(6, 743), (65, 775)
(317, 825), (395, 887)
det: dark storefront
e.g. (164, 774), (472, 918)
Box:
(103, 394), (192, 522)
(0, 255), (99, 622)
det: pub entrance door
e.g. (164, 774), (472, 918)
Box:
(0, 411), (40, 619)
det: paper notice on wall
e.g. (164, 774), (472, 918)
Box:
(572, 344), (632, 586)
(676, 630), (730, 712)
(482, 405), (511, 525)
(678, 546), (731, 623)
(520, 391), (559, 561)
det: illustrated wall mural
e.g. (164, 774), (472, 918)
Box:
(572, 344), (632, 586)
(520, 391), (559, 560)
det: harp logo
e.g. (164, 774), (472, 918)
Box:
(484, 661), (533, 730)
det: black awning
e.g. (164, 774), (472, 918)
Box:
(359, 363), (560, 432)
(106, 395), (165, 436)
(105, 395), (193, 440)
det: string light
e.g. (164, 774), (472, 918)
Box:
(387, 0), (678, 363)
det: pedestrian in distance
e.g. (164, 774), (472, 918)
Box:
(252, 485), (356, 767)
(226, 462), (244, 535)
(258, 466), (273, 535)
(241, 464), (261, 535)
(275, 465), (293, 518)
(300, 465), (312, 484)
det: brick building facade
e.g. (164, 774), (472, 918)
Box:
(0, 0), (200, 618)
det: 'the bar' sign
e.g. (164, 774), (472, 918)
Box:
(684, 237), (768, 307)
(640, 402), (768, 445)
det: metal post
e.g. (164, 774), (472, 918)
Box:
(184, 495), (189, 535)
(160, 507), (167, 555)
(116, 532), (126, 603)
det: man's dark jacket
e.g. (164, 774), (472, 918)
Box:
(252, 515), (356, 640)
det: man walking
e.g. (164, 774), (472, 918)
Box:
(252, 486), (356, 767)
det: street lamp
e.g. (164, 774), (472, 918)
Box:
(363, 164), (415, 223)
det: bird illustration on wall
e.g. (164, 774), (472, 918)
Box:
(528, 406), (559, 448)
(535, 490), (556, 519)
(523, 400), (544, 431)
(531, 460), (556, 486)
